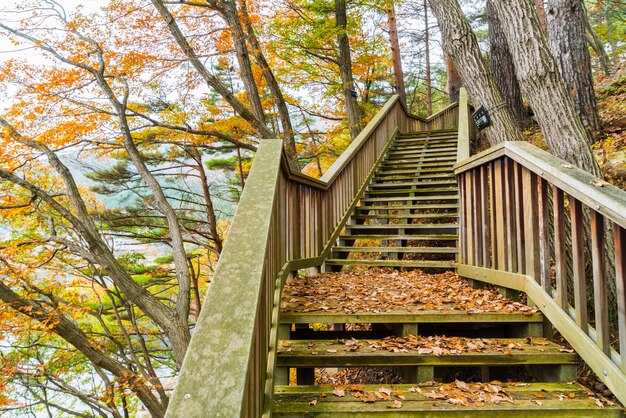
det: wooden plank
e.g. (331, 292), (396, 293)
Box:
(456, 87), (470, 162)
(569, 197), (588, 333)
(280, 310), (544, 324)
(489, 162), (498, 269)
(480, 165), (491, 268)
(494, 159), (506, 270)
(537, 177), (551, 291)
(614, 224), (626, 373)
(504, 158), (518, 272)
(465, 171), (474, 265)
(552, 186), (567, 309)
(514, 162), (525, 273)
(591, 210), (610, 355)
(522, 168), (540, 279)
(472, 168), (484, 266)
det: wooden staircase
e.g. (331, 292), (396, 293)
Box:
(326, 130), (460, 271)
(271, 130), (622, 417)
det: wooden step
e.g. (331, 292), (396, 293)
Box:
(353, 213), (458, 221)
(380, 163), (456, 170)
(338, 234), (458, 241)
(377, 167), (456, 176)
(373, 173), (455, 182)
(345, 223), (458, 232)
(388, 148), (458, 157)
(276, 337), (577, 369)
(383, 156), (458, 164)
(280, 310), (543, 325)
(368, 180), (457, 189)
(324, 259), (458, 268)
(356, 203), (459, 211)
(360, 196), (459, 203)
(332, 246), (457, 254)
(364, 187), (458, 196)
(273, 383), (621, 417)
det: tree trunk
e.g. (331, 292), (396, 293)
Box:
(428, 0), (524, 145)
(238, 0), (299, 165)
(490, 0), (600, 176)
(546, 0), (602, 139)
(386, 2), (407, 106)
(424, 0), (432, 116)
(487, 0), (531, 129)
(583, 6), (613, 76)
(535, 0), (548, 33)
(217, 0), (266, 125)
(336, 0), (363, 140)
(445, 53), (461, 102)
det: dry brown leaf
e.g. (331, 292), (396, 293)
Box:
(309, 399), (318, 406)
(332, 388), (345, 397)
(531, 400), (542, 406)
(362, 392), (377, 403)
(532, 393), (547, 399)
(592, 179), (611, 187)
(388, 400), (403, 409)
(454, 380), (470, 392)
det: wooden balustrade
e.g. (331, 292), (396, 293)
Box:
(166, 95), (461, 417)
(455, 141), (626, 405)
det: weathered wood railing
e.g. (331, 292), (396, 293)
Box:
(165, 95), (460, 417)
(455, 141), (626, 405)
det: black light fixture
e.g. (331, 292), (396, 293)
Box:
(472, 106), (491, 131)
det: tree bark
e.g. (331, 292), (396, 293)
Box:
(336, 0), (363, 140)
(445, 53), (461, 102)
(546, 0), (602, 139)
(583, 6), (613, 76)
(428, 0), (524, 145)
(535, 0), (548, 33)
(424, 0), (432, 116)
(487, 0), (531, 129)
(490, 0), (601, 176)
(386, 2), (407, 106)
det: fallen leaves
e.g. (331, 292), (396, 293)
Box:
(591, 179), (611, 187)
(332, 388), (345, 397)
(281, 270), (538, 315)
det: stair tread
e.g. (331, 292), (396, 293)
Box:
(346, 223), (458, 229)
(339, 234), (459, 240)
(325, 259), (457, 268)
(361, 196), (459, 202)
(356, 204), (460, 211)
(280, 309), (543, 324)
(369, 180), (457, 188)
(273, 383), (620, 416)
(333, 245), (457, 252)
(353, 214), (458, 220)
(276, 337), (577, 367)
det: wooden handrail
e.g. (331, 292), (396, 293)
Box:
(165, 95), (461, 417)
(454, 141), (626, 405)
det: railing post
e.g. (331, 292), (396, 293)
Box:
(456, 87), (470, 163)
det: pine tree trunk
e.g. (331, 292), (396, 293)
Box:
(546, 0), (602, 138)
(428, 0), (524, 145)
(445, 53), (461, 102)
(336, 0), (363, 139)
(490, 0), (601, 176)
(386, 2), (407, 106)
(487, 0), (531, 129)
(424, 0), (432, 116)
